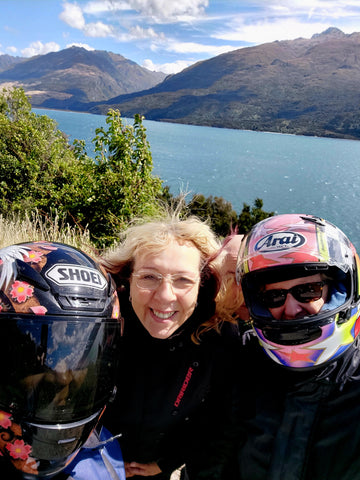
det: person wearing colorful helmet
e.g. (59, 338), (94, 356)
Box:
(233, 214), (360, 480)
(0, 241), (125, 480)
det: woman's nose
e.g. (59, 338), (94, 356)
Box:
(154, 278), (177, 300)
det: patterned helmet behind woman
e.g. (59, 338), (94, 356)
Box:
(236, 214), (360, 370)
(0, 241), (120, 478)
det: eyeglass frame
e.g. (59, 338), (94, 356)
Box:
(131, 270), (200, 292)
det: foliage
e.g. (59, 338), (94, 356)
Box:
(0, 88), (163, 247)
(0, 86), (273, 247)
(84, 109), (163, 243)
(186, 194), (238, 237)
(0, 87), (85, 216)
(183, 194), (273, 237)
(237, 198), (274, 233)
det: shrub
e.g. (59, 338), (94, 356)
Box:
(0, 88), (164, 247)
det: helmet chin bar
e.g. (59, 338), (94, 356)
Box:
(20, 409), (103, 479)
(253, 302), (360, 370)
(29, 408), (101, 433)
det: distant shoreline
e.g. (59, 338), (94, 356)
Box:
(32, 106), (360, 142)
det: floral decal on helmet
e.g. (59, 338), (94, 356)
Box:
(23, 250), (43, 264)
(6, 439), (32, 460)
(0, 410), (38, 475)
(0, 243), (57, 315)
(10, 281), (34, 303)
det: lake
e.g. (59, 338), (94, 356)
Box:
(34, 108), (360, 251)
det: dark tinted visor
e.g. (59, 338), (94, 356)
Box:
(0, 316), (120, 423)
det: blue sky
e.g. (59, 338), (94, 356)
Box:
(1, 0), (360, 74)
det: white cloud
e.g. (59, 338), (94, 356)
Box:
(129, 25), (165, 40)
(115, 0), (209, 21)
(83, 21), (115, 37)
(59, 2), (86, 29)
(60, 2), (115, 38)
(58, 0), (212, 53)
(142, 58), (193, 74)
(83, 0), (124, 14)
(166, 40), (239, 55)
(207, 0), (360, 45)
(6, 46), (17, 54)
(214, 18), (331, 44)
(82, 0), (209, 22)
(21, 41), (60, 58)
(66, 42), (95, 50)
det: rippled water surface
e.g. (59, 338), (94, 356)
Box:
(34, 108), (360, 250)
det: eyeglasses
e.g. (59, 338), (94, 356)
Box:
(132, 271), (199, 292)
(258, 281), (326, 309)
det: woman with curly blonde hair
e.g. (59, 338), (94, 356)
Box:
(98, 212), (239, 480)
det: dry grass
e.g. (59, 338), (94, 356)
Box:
(0, 211), (98, 256)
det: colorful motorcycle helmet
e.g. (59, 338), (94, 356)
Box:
(0, 241), (121, 478)
(236, 214), (360, 370)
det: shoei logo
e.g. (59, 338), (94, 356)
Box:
(45, 264), (107, 290)
(255, 232), (306, 252)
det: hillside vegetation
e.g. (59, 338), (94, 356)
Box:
(89, 28), (360, 139)
(0, 46), (165, 109)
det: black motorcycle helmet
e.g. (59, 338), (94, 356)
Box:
(0, 241), (121, 478)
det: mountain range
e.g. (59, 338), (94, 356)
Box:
(1, 28), (360, 139)
(0, 47), (165, 107)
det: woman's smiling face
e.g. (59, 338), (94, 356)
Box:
(129, 240), (201, 339)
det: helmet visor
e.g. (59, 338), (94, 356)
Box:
(0, 316), (120, 424)
(243, 265), (350, 321)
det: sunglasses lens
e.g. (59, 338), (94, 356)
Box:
(260, 290), (287, 308)
(293, 282), (324, 303)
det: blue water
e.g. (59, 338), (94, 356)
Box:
(34, 108), (360, 250)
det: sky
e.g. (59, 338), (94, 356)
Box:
(1, 0), (360, 74)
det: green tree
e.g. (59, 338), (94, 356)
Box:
(0, 87), (88, 216)
(237, 198), (274, 233)
(185, 194), (273, 237)
(78, 109), (163, 243)
(0, 88), (163, 246)
(187, 194), (238, 237)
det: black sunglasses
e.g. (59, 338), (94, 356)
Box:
(258, 281), (326, 309)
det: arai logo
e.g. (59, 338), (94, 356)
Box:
(255, 232), (306, 252)
(45, 264), (107, 290)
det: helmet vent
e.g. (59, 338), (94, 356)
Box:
(299, 215), (325, 226)
(58, 295), (106, 311)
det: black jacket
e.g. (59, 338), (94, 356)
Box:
(102, 307), (240, 478)
(236, 327), (360, 480)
